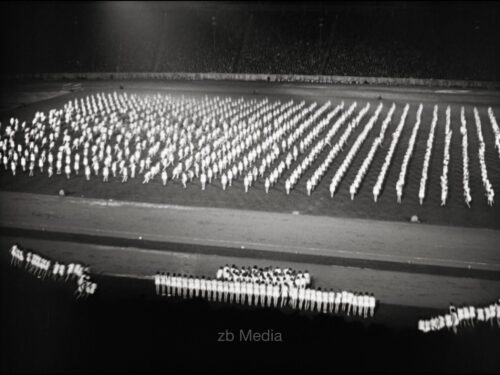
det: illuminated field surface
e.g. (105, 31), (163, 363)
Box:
(1, 79), (499, 330)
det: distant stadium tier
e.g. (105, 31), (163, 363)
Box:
(1, 3), (498, 81)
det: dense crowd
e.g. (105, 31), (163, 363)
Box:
(0, 94), (498, 206)
(237, 13), (323, 75)
(418, 300), (500, 334)
(8, 243), (500, 331)
(9, 244), (97, 298)
(2, 5), (498, 81)
(154, 271), (376, 318)
(474, 108), (495, 206)
(418, 106), (437, 205)
(216, 264), (311, 288)
(440, 107), (452, 206)
(372, 104), (410, 202)
(396, 104), (423, 204)
(460, 107), (473, 207)
(351, 104), (395, 200)
(489, 108), (500, 159)
(331, 103), (383, 199)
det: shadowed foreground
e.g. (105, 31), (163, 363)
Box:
(1, 262), (499, 373)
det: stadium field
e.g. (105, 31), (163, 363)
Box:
(1, 79), (499, 328)
(1, 79), (500, 229)
(2, 2), (500, 371)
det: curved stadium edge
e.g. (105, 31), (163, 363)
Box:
(2, 72), (499, 90)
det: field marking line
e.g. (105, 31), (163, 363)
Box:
(78, 198), (198, 211)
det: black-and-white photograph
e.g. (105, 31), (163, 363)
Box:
(1, 1), (499, 373)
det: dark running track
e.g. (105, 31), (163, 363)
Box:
(2, 226), (499, 281)
(1, 190), (500, 312)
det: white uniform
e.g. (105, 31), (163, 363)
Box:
(221, 174), (227, 191)
(155, 273), (160, 295)
(243, 176), (249, 193)
(200, 173), (207, 190)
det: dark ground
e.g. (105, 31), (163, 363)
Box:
(1, 262), (500, 373)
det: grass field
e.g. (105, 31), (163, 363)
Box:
(1, 80), (500, 229)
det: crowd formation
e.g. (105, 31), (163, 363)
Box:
(489, 108), (500, 160)
(418, 106), (438, 205)
(238, 13), (323, 76)
(331, 103), (383, 199)
(216, 264), (312, 288)
(154, 269), (377, 318)
(0, 94), (498, 207)
(440, 107), (452, 206)
(418, 300), (500, 334)
(460, 107), (473, 208)
(9, 244), (97, 299)
(285, 101), (345, 195)
(474, 108), (495, 206)
(154, 11), (243, 74)
(372, 104), (410, 202)
(350, 104), (396, 200)
(301, 102), (356, 196)
(396, 104), (423, 204)
(8, 244), (499, 332)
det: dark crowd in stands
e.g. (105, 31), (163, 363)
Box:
(1, 2), (499, 81)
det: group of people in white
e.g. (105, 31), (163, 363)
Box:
(305, 102), (357, 196)
(328, 103), (371, 197)
(372, 104), (410, 203)
(350, 104), (396, 200)
(216, 264), (311, 288)
(396, 104), (423, 204)
(488, 107), (500, 160)
(270, 100), (339, 195)
(0, 93), (497, 206)
(287, 102), (344, 195)
(418, 105), (438, 205)
(474, 108), (495, 206)
(418, 299), (500, 334)
(440, 107), (452, 206)
(9, 244), (97, 299)
(460, 107), (473, 208)
(154, 269), (377, 318)
(332, 103), (384, 199)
